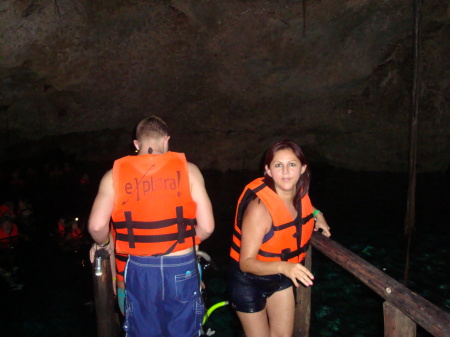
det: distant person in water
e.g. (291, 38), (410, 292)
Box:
(0, 217), (19, 247)
(88, 116), (215, 337)
(0, 216), (23, 290)
(0, 201), (15, 219)
(17, 197), (35, 237)
(228, 139), (331, 337)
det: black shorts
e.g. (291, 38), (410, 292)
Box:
(227, 260), (293, 313)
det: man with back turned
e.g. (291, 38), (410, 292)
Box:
(88, 116), (215, 336)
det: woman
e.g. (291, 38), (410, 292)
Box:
(228, 140), (331, 337)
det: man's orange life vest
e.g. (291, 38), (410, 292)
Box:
(112, 152), (199, 256)
(111, 223), (126, 282)
(230, 177), (315, 264)
(115, 253), (127, 282)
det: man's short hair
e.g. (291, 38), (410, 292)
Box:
(135, 116), (169, 141)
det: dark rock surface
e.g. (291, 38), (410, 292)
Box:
(1, 0), (449, 172)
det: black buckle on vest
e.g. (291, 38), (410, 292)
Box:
(176, 206), (185, 244)
(123, 206), (190, 253)
(125, 211), (136, 249)
(154, 206), (188, 257)
(281, 248), (292, 261)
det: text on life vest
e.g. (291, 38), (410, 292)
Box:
(124, 171), (181, 202)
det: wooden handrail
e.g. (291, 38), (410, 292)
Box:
(92, 249), (121, 337)
(307, 232), (450, 337)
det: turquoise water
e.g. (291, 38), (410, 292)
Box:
(1, 165), (449, 336)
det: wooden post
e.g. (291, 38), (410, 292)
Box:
(93, 249), (121, 337)
(384, 301), (416, 337)
(294, 245), (312, 337)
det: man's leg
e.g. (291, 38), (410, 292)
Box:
(123, 255), (164, 337)
(163, 253), (205, 337)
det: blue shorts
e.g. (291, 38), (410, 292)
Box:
(227, 260), (293, 313)
(123, 252), (204, 337)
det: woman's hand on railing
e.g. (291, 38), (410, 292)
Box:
(314, 212), (331, 237)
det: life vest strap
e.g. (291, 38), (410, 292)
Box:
(230, 240), (240, 255)
(257, 239), (311, 261)
(301, 213), (314, 224)
(114, 217), (197, 230)
(116, 254), (128, 262)
(232, 228), (241, 241)
(176, 206), (186, 244)
(251, 182), (266, 194)
(117, 205), (197, 255)
(116, 228), (196, 245)
(274, 213), (314, 231)
(115, 254), (127, 277)
(232, 214), (313, 241)
(236, 183), (266, 225)
(153, 206), (188, 257)
(230, 240), (310, 262)
(125, 211), (136, 248)
(152, 241), (178, 257)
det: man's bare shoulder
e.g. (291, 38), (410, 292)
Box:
(102, 169), (113, 182)
(187, 162), (199, 172)
(98, 169), (113, 190)
(104, 169), (113, 178)
(187, 162), (202, 181)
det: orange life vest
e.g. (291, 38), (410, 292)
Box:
(112, 152), (199, 256)
(110, 224), (126, 282)
(115, 253), (127, 282)
(0, 223), (19, 241)
(57, 221), (67, 238)
(0, 204), (15, 218)
(71, 228), (83, 239)
(230, 177), (315, 264)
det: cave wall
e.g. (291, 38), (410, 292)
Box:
(0, 0), (449, 172)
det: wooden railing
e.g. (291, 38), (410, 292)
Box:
(294, 232), (450, 337)
(92, 248), (122, 337)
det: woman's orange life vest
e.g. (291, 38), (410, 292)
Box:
(230, 177), (315, 264)
(112, 152), (199, 256)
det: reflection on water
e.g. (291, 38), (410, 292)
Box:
(1, 163), (449, 336)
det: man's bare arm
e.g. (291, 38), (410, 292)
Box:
(188, 162), (214, 241)
(88, 170), (114, 245)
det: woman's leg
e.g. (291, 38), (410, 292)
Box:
(266, 286), (295, 337)
(236, 309), (271, 337)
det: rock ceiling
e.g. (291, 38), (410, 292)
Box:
(0, 0), (449, 172)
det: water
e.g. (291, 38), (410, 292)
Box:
(1, 163), (449, 336)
